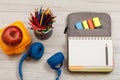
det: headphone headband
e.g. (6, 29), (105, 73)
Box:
(18, 42), (44, 80)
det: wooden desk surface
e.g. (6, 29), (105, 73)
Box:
(0, 0), (120, 80)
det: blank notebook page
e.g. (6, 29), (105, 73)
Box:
(68, 37), (113, 66)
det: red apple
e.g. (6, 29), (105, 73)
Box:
(2, 26), (23, 46)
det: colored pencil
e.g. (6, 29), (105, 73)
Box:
(34, 8), (38, 19)
(30, 13), (41, 28)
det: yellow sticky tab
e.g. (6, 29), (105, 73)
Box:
(82, 21), (89, 29)
(93, 17), (101, 27)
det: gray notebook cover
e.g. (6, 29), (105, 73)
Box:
(67, 12), (111, 37)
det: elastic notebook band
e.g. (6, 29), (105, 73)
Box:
(47, 52), (64, 80)
(18, 42), (44, 80)
(64, 26), (68, 34)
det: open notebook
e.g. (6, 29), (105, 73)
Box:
(67, 12), (114, 72)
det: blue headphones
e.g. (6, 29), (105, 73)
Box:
(18, 42), (64, 80)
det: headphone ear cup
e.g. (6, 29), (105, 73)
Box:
(47, 52), (64, 80)
(28, 42), (44, 59)
(28, 42), (44, 60)
(47, 52), (64, 69)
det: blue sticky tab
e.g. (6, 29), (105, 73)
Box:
(75, 22), (83, 29)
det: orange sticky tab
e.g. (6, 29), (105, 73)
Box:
(87, 19), (95, 29)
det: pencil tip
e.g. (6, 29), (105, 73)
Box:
(41, 6), (42, 8)
(28, 17), (30, 19)
(30, 13), (33, 16)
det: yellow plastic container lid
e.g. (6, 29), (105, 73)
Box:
(0, 21), (31, 55)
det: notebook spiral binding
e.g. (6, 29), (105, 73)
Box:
(69, 37), (112, 40)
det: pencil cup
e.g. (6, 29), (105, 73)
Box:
(28, 7), (56, 40)
(34, 29), (53, 40)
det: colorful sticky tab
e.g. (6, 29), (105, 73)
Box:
(82, 21), (89, 29)
(75, 22), (83, 29)
(87, 19), (95, 29)
(93, 17), (101, 28)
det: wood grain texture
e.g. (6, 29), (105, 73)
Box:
(0, 0), (120, 80)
